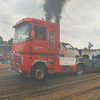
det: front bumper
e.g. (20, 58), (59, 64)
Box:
(8, 65), (22, 75)
(7, 51), (23, 75)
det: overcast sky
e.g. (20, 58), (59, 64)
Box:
(0, 0), (100, 49)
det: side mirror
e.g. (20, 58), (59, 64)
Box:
(31, 31), (35, 40)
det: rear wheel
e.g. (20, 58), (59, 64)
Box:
(32, 65), (46, 80)
(76, 64), (83, 75)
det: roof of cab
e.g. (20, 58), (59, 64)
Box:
(13, 17), (58, 28)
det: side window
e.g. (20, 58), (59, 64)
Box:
(65, 44), (73, 49)
(49, 31), (54, 42)
(62, 43), (65, 48)
(34, 25), (46, 40)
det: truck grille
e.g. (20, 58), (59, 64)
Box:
(8, 51), (21, 66)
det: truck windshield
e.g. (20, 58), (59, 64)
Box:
(13, 24), (31, 43)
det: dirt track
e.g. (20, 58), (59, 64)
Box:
(0, 69), (100, 100)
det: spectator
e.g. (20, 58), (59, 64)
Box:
(3, 54), (7, 63)
(0, 54), (3, 62)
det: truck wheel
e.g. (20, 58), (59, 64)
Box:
(76, 64), (83, 75)
(32, 65), (46, 80)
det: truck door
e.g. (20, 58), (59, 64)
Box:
(31, 25), (47, 54)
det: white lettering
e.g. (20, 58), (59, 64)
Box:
(34, 46), (45, 51)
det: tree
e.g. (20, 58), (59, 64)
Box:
(0, 36), (3, 45)
(8, 38), (13, 45)
(84, 47), (88, 49)
(3, 41), (8, 45)
(0, 36), (13, 45)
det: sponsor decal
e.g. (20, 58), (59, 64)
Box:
(38, 58), (44, 60)
(48, 59), (53, 61)
(62, 47), (68, 55)
(34, 46), (45, 51)
(59, 57), (76, 65)
(15, 46), (20, 51)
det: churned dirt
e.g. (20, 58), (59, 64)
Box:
(84, 66), (100, 73)
(0, 69), (100, 100)
(17, 78), (100, 100)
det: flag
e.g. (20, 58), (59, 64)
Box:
(88, 42), (93, 49)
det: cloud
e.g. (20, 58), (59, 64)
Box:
(60, 0), (100, 49)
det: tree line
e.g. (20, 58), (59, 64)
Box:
(0, 36), (13, 45)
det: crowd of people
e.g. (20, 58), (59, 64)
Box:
(0, 53), (7, 63)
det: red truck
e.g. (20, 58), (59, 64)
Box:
(8, 18), (85, 80)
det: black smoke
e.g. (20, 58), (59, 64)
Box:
(43, 0), (69, 23)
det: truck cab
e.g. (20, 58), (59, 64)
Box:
(8, 18), (60, 79)
(12, 18), (60, 55)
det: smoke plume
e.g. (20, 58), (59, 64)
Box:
(43, 0), (69, 23)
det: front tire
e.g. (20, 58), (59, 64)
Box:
(32, 65), (46, 80)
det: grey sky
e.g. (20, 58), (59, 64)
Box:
(0, 0), (100, 49)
